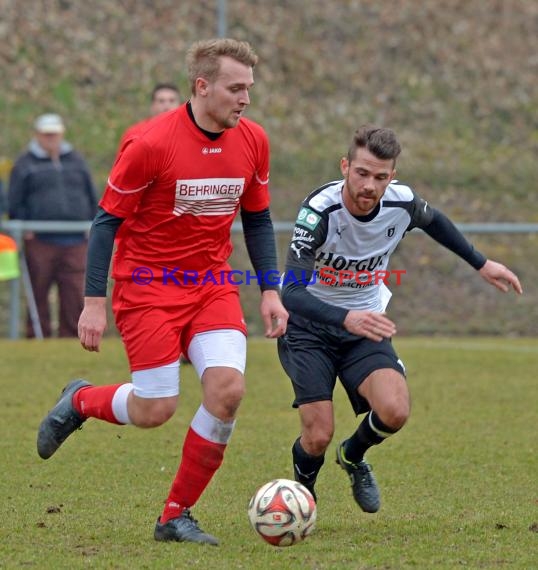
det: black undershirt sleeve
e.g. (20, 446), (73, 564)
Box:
(280, 213), (349, 327)
(421, 208), (487, 270)
(240, 207), (280, 291)
(282, 269), (349, 327)
(85, 207), (125, 297)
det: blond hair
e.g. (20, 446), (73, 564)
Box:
(186, 38), (258, 94)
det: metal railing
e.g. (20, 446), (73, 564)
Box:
(2, 219), (538, 339)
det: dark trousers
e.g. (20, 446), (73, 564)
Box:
(24, 238), (87, 338)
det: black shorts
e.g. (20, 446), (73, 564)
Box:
(277, 313), (406, 415)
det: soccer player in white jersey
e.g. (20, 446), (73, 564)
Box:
(278, 125), (522, 512)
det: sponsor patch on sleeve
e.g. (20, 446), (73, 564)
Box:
(296, 207), (321, 230)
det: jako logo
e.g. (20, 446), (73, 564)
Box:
(202, 147), (222, 154)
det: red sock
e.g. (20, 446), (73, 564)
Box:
(161, 427), (226, 523)
(73, 384), (124, 425)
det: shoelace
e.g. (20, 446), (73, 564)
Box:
(355, 464), (375, 485)
(182, 509), (202, 529)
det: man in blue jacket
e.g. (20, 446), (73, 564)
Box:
(8, 113), (97, 337)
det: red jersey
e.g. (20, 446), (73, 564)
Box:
(116, 109), (176, 153)
(100, 103), (270, 282)
(118, 118), (151, 150)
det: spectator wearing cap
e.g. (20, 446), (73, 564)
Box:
(8, 113), (98, 338)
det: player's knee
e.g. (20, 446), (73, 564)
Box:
(134, 399), (177, 428)
(218, 379), (246, 416)
(203, 368), (245, 418)
(139, 408), (176, 428)
(311, 433), (333, 455)
(378, 398), (410, 430)
(221, 375), (246, 409)
(303, 426), (334, 455)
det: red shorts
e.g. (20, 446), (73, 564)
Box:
(112, 278), (247, 372)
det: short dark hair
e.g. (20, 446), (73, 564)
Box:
(151, 83), (180, 102)
(347, 125), (401, 164)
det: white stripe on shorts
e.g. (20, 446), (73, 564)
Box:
(188, 329), (246, 378)
(131, 359), (180, 399)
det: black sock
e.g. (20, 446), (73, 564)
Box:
(292, 437), (325, 485)
(344, 411), (399, 464)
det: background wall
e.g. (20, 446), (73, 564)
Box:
(1, 0), (536, 335)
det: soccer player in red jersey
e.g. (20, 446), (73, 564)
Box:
(117, 83), (181, 151)
(37, 38), (288, 546)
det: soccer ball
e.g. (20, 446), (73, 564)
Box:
(247, 478), (317, 547)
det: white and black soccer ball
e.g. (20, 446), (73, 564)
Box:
(247, 478), (317, 547)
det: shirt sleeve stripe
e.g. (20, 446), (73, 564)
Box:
(107, 177), (151, 194)
(255, 172), (269, 185)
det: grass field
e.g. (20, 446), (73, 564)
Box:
(0, 337), (536, 569)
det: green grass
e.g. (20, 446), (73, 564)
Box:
(0, 337), (536, 569)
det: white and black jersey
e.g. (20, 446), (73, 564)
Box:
(282, 179), (487, 328)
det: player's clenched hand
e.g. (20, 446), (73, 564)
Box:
(343, 310), (397, 341)
(479, 259), (523, 294)
(78, 297), (108, 352)
(260, 289), (289, 338)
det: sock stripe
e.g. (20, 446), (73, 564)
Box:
(191, 404), (235, 444)
(111, 383), (134, 424)
(368, 411), (395, 439)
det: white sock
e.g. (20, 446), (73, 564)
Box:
(111, 383), (134, 424)
(191, 404), (235, 444)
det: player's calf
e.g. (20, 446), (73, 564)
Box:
(292, 437), (325, 503)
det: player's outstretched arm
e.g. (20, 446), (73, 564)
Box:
(343, 310), (397, 341)
(478, 259), (523, 294)
(259, 289), (289, 338)
(78, 296), (108, 352)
